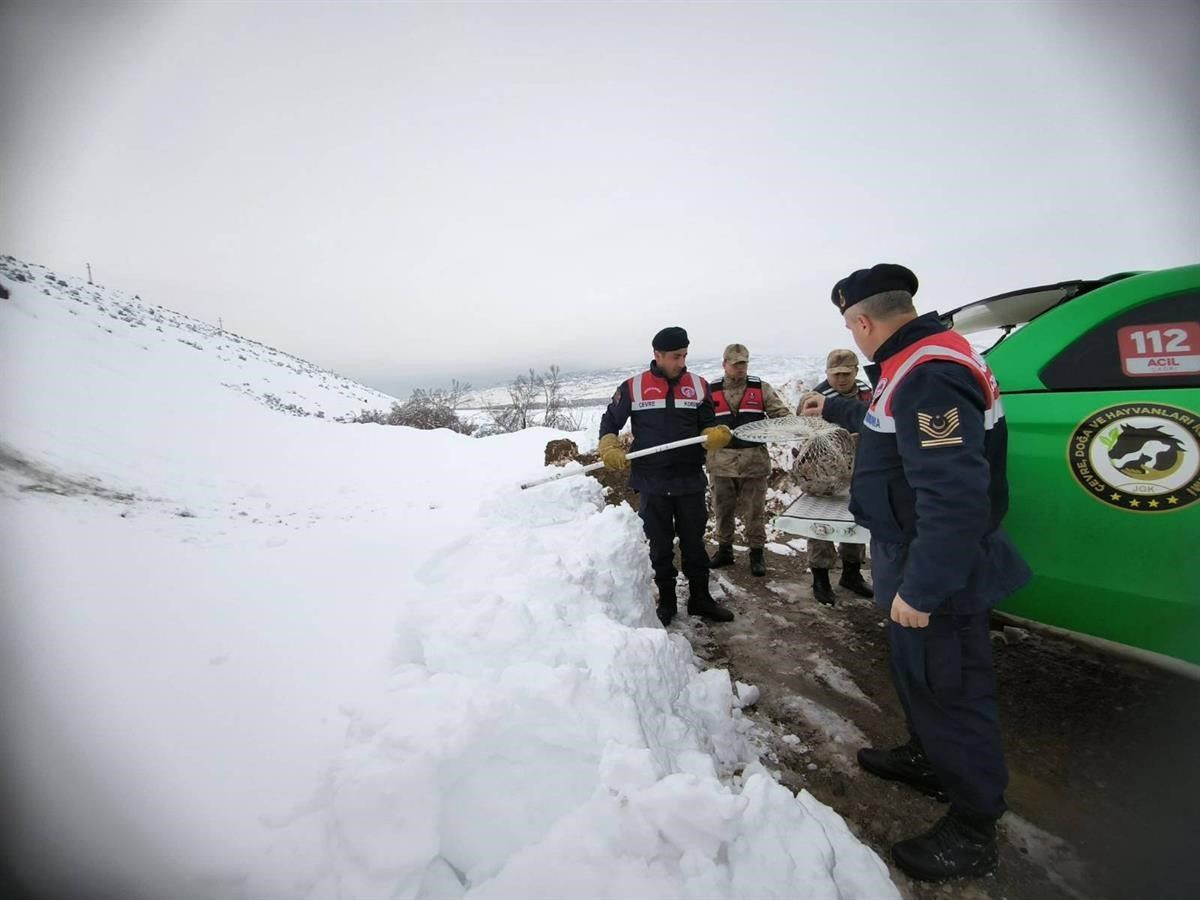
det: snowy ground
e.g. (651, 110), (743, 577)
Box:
(0, 257), (897, 899)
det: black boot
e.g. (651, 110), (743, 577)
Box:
(655, 578), (677, 626)
(687, 578), (734, 622)
(812, 567), (836, 606)
(856, 739), (948, 801)
(748, 548), (766, 577)
(838, 562), (873, 598)
(891, 810), (998, 881)
(708, 543), (735, 568)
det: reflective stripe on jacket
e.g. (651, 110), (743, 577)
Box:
(815, 378), (873, 405)
(821, 314), (1027, 613)
(712, 376), (765, 450)
(599, 362), (715, 495)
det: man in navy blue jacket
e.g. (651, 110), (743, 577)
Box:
(599, 326), (735, 626)
(802, 264), (1031, 882)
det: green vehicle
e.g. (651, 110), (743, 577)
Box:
(775, 265), (1199, 668)
(943, 265), (1200, 668)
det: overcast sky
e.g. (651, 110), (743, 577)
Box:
(3, 0), (1197, 394)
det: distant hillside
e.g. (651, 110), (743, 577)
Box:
(0, 254), (839, 438)
(0, 254), (398, 421)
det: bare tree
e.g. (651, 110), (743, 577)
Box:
(540, 364), (585, 431)
(346, 384), (476, 434)
(444, 379), (472, 411)
(484, 369), (540, 433)
(479, 365), (583, 435)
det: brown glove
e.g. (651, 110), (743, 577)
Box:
(702, 425), (733, 451)
(598, 433), (629, 470)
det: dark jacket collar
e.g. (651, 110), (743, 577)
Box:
(863, 312), (946, 386)
(872, 312), (946, 365)
(649, 360), (687, 382)
(818, 377), (868, 398)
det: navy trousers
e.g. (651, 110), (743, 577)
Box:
(638, 491), (710, 585)
(872, 538), (1008, 821)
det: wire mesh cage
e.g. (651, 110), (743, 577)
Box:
(728, 414), (856, 496)
(790, 422), (854, 496)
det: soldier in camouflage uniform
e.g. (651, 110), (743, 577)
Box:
(804, 349), (874, 605)
(707, 344), (792, 576)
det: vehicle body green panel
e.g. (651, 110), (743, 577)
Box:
(980, 264), (1200, 665)
(996, 392), (1200, 664)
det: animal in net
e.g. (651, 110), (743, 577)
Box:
(790, 420), (855, 496)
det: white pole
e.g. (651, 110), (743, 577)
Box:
(519, 435), (707, 490)
(518, 416), (823, 490)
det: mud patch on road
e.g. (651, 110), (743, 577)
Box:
(0, 443), (139, 502)
(678, 538), (1200, 900)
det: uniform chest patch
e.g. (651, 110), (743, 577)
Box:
(917, 408), (963, 448)
(871, 377), (889, 405)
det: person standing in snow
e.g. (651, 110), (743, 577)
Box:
(801, 264), (1030, 882)
(598, 326), (735, 626)
(800, 348), (875, 605)
(705, 343), (791, 577)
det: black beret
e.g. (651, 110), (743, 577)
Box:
(831, 263), (918, 313)
(652, 326), (689, 351)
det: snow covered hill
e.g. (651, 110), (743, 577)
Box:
(0, 254), (397, 421)
(0, 258), (896, 899)
(462, 355), (831, 412)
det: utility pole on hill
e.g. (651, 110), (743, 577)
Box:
(86, 262), (92, 283)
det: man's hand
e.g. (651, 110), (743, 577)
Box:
(890, 594), (930, 628)
(702, 425), (733, 451)
(800, 392), (825, 417)
(598, 433), (629, 471)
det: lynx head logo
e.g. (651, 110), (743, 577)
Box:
(1103, 423), (1186, 480)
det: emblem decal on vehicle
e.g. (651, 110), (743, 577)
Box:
(1068, 403), (1200, 511)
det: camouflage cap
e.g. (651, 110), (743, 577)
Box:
(826, 348), (860, 374)
(723, 343), (750, 363)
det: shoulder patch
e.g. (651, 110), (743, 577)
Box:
(917, 408), (963, 448)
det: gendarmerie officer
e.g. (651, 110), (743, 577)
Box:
(599, 326), (735, 626)
(802, 264), (1031, 882)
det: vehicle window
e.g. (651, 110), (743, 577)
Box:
(1039, 291), (1200, 390)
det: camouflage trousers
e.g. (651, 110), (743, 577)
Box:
(710, 475), (768, 549)
(807, 539), (866, 570)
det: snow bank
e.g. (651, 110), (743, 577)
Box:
(0, 259), (896, 899)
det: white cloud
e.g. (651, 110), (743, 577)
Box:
(2, 0), (1197, 385)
